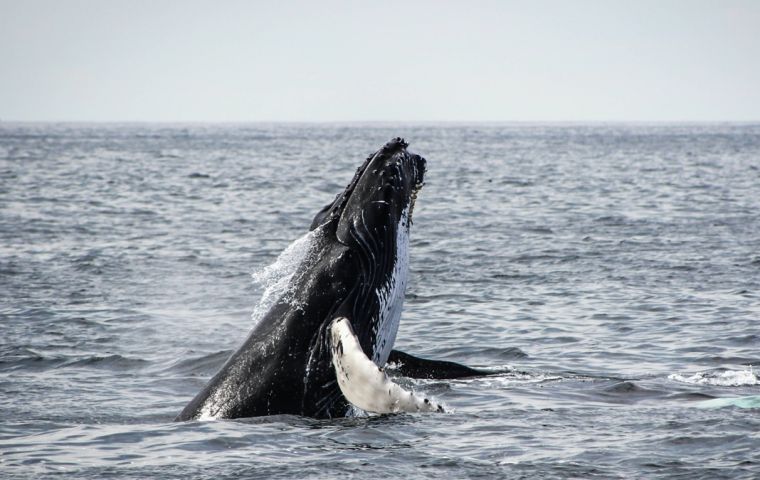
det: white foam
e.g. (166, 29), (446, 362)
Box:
(668, 367), (759, 387)
(471, 371), (563, 388)
(250, 228), (323, 326)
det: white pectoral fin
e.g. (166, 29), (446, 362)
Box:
(329, 317), (444, 414)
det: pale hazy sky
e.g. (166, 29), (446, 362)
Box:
(1, 0), (759, 122)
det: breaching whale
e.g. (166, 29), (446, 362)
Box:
(176, 138), (485, 421)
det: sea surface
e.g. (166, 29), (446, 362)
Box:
(1, 123), (759, 479)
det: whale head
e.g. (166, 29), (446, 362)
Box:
(310, 137), (426, 240)
(309, 138), (426, 366)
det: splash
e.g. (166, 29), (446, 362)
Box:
(250, 228), (323, 326)
(195, 229), (324, 421)
(668, 367), (759, 387)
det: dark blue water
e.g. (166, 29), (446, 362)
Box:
(2, 123), (759, 479)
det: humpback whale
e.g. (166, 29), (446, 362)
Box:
(176, 138), (485, 421)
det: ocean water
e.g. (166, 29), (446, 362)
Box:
(1, 123), (759, 479)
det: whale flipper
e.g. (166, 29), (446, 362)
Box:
(388, 350), (494, 379)
(330, 317), (444, 414)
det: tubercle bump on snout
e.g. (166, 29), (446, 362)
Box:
(380, 137), (409, 156)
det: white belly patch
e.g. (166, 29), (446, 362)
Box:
(371, 207), (410, 365)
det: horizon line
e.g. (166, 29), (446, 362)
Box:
(2, 119), (760, 125)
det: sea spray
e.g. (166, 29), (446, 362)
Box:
(250, 228), (323, 326)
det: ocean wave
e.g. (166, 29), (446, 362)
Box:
(58, 354), (150, 369)
(164, 350), (232, 376)
(0, 348), (148, 372)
